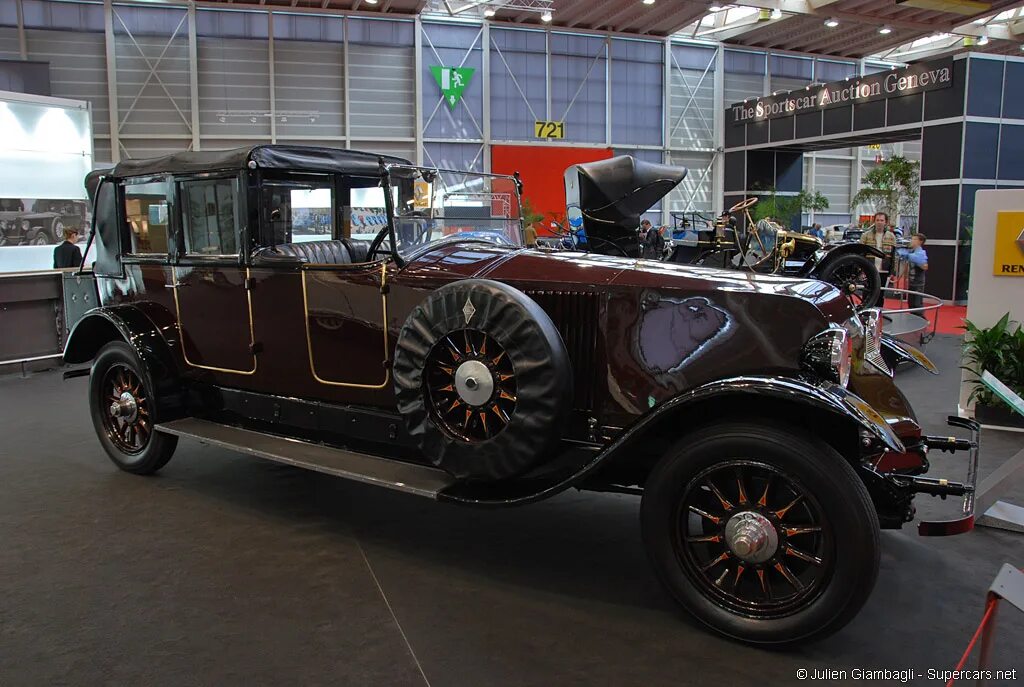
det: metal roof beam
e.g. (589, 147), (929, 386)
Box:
(698, 14), (789, 41)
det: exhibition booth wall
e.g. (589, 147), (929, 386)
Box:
(0, 0), (908, 246)
(724, 53), (1024, 303)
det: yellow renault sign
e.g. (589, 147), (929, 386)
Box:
(993, 211), (1024, 276)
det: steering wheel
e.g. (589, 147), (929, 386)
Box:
(366, 227), (392, 262)
(729, 197), (759, 213)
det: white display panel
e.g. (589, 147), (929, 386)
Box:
(0, 91), (93, 273)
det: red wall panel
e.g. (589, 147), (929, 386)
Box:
(491, 145), (612, 235)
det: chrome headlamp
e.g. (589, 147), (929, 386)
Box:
(801, 325), (853, 387)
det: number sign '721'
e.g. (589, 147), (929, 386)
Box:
(534, 121), (565, 139)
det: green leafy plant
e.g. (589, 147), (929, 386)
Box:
(961, 313), (1024, 409)
(750, 188), (829, 228)
(851, 156), (920, 221)
(520, 197), (545, 226)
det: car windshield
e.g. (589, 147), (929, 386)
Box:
(378, 165), (523, 258)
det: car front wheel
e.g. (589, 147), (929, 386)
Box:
(641, 421), (879, 646)
(89, 341), (177, 474)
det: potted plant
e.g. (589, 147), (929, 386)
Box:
(961, 313), (1024, 429)
(851, 155), (920, 227)
(520, 197), (545, 247)
(751, 187), (830, 230)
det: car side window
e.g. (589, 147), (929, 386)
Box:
(181, 178), (239, 256)
(261, 175), (333, 245)
(123, 177), (170, 257)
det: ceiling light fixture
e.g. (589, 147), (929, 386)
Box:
(364, 0), (378, 4)
(978, 36), (990, 45)
(541, 10), (552, 21)
(879, 26), (892, 34)
(484, 7), (495, 16)
(709, 4), (724, 10)
(642, 0), (656, 5)
(771, 9), (781, 18)
(824, 18), (839, 27)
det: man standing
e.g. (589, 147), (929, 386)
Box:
(644, 222), (665, 259)
(53, 228), (83, 269)
(898, 232), (929, 310)
(860, 211), (897, 281)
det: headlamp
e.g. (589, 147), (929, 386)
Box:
(801, 325), (853, 387)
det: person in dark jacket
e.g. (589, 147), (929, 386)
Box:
(53, 228), (83, 269)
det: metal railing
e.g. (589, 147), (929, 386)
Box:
(879, 252), (946, 344)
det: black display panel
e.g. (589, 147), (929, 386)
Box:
(776, 152), (803, 192)
(923, 244), (955, 301)
(724, 121), (746, 148)
(823, 106), (852, 135)
(966, 58), (1004, 118)
(921, 123), (963, 181)
(770, 116), (794, 142)
(923, 58), (965, 121)
(887, 92), (923, 126)
(1002, 61), (1024, 120)
(853, 99), (886, 130)
(997, 123), (1024, 180)
(724, 151), (745, 192)
(962, 122), (999, 180)
(748, 120), (769, 145)
(746, 151), (776, 190)
(795, 111), (822, 140)
(960, 184), (994, 234)
(918, 184), (960, 241)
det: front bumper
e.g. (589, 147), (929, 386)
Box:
(893, 416), (981, 536)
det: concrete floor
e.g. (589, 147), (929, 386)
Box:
(1, 334), (1021, 686)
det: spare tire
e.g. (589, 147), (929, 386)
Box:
(393, 279), (572, 482)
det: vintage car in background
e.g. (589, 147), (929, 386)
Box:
(0, 198), (89, 246)
(64, 145), (978, 646)
(563, 157), (886, 308)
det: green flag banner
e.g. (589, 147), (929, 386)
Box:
(431, 66), (475, 111)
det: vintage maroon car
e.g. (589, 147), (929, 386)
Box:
(64, 145), (978, 645)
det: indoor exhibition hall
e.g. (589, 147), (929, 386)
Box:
(1, 0), (1023, 684)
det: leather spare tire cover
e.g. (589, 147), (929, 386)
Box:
(393, 279), (572, 481)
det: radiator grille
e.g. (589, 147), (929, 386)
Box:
(525, 290), (601, 411)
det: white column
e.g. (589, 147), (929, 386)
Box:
(268, 11), (277, 144)
(414, 16), (423, 165)
(482, 21), (491, 174)
(343, 16), (351, 149)
(103, 0), (120, 163)
(16, 0), (27, 60)
(187, 2), (200, 151)
(713, 44), (725, 215)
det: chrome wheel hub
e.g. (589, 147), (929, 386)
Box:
(454, 359), (494, 407)
(724, 511), (779, 564)
(109, 391), (139, 422)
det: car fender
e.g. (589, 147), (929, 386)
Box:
(880, 334), (938, 374)
(805, 243), (886, 277)
(439, 375), (904, 507)
(64, 305), (184, 418)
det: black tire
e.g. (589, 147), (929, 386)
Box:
(89, 341), (177, 475)
(817, 253), (882, 308)
(393, 279), (572, 481)
(641, 421), (879, 646)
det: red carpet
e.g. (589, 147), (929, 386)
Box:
(883, 298), (966, 336)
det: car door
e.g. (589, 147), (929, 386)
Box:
(171, 175), (257, 375)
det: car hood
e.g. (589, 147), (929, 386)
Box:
(426, 246), (854, 326)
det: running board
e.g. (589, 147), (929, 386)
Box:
(155, 418), (455, 499)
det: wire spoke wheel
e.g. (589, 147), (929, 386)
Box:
(831, 263), (870, 303)
(674, 460), (833, 619)
(424, 328), (517, 443)
(98, 362), (151, 455)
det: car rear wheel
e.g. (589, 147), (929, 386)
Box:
(641, 421), (879, 646)
(818, 253), (881, 308)
(393, 279), (572, 481)
(89, 341), (177, 475)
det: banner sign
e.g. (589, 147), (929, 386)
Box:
(993, 211), (1024, 276)
(729, 57), (953, 126)
(431, 66), (475, 110)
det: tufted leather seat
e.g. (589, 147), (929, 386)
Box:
(342, 238), (372, 263)
(262, 240), (352, 265)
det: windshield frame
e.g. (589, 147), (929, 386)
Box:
(375, 163), (524, 266)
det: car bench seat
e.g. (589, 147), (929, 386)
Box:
(253, 238), (374, 266)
